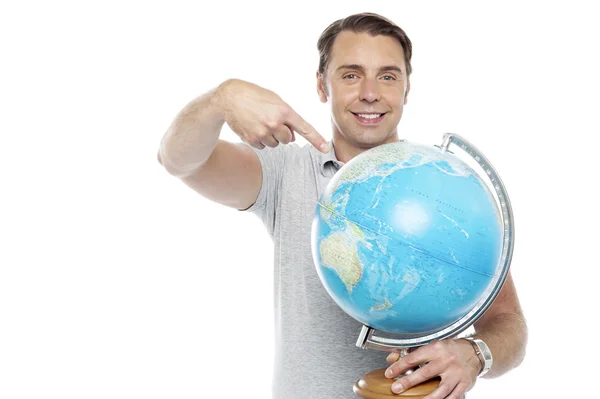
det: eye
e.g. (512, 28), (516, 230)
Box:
(343, 73), (358, 79)
(382, 75), (396, 81)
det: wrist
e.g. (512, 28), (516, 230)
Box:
(210, 83), (229, 123)
(461, 339), (483, 374)
(213, 78), (241, 121)
(462, 337), (493, 377)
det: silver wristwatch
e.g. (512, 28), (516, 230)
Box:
(463, 337), (493, 377)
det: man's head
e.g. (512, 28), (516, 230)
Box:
(316, 13), (413, 152)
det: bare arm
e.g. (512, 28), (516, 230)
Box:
(158, 79), (329, 210)
(158, 86), (227, 177)
(158, 86), (262, 209)
(471, 270), (528, 378)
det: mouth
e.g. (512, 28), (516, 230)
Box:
(351, 112), (386, 125)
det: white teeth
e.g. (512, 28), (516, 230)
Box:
(357, 113), (382, 119)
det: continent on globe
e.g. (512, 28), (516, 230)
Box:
(319, 219), (370, 292)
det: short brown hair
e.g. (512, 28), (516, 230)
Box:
(317, 12), (413, 78)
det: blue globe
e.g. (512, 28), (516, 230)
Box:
(311, 141), (503, 336)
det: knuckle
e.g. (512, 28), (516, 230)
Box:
(447, 352), (459, 365)
(264, 119), (279, 130)
(404, 356), (418, 368)
(278, 104), (291, 116)
(256, 130), (269, 140)
(299, 121), (311, 135)
(418, 366), (434, 381)
(398, 375), (413, 389)
(431, 340), (445, 351)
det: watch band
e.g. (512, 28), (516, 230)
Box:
(463, 337), (493, 377)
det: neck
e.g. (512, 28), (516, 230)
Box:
(331, 130), (401, 164)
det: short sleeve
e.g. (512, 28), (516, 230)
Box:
(241, 143), (298, 237)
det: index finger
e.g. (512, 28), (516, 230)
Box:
(385, 347), (430, 378)
(285, 109), (330, 153)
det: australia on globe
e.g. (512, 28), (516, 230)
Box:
(311, 141), (503, 336)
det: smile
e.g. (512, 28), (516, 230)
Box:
(352, 112), (386, 124)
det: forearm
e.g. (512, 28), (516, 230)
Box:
(472, 311), (528, 378)
(158, 84), (226, 177)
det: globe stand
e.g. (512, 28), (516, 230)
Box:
(354, 368), (440, 399)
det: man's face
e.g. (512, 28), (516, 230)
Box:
(318, 31), (410, 148)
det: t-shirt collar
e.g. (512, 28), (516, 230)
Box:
(317, 141), (345, 173)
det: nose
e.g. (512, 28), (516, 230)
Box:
(359, 77), (381, 103)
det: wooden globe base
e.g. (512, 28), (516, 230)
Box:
(354, 368), (440, 398)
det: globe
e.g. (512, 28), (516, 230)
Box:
(311, 139), (506, 339)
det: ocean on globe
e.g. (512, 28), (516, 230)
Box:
(311, 141), (503, 336)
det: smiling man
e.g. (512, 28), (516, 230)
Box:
(318, 30), (410, 161)
(158, 12), (527, 399)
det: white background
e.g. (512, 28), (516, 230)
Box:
(1, 1), (598, 398)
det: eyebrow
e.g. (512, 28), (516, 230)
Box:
(336, 64), (404, 75)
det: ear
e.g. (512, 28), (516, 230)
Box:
(316, 72), (328, 103)
(404, 80), (411, 105)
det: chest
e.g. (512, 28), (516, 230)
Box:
(277, 162), (337, 243)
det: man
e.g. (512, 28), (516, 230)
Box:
(158, 12), (527, 399)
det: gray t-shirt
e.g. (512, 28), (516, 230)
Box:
(244, 142), (388, 399)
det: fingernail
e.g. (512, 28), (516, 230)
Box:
(385, 368), (394, 378)
(391, 382), (404, 393)
(320, 142), (330, 152)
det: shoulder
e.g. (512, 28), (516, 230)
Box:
(251, 142), (321, 170)
(242, 142), (319, 217)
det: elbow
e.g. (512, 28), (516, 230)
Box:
(156, 146), (180, 176)
(157, 146), (204, 178)
(505, 314), (529, 374)
(515, 318), (529, 368)
(157, 147), (176, 174)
